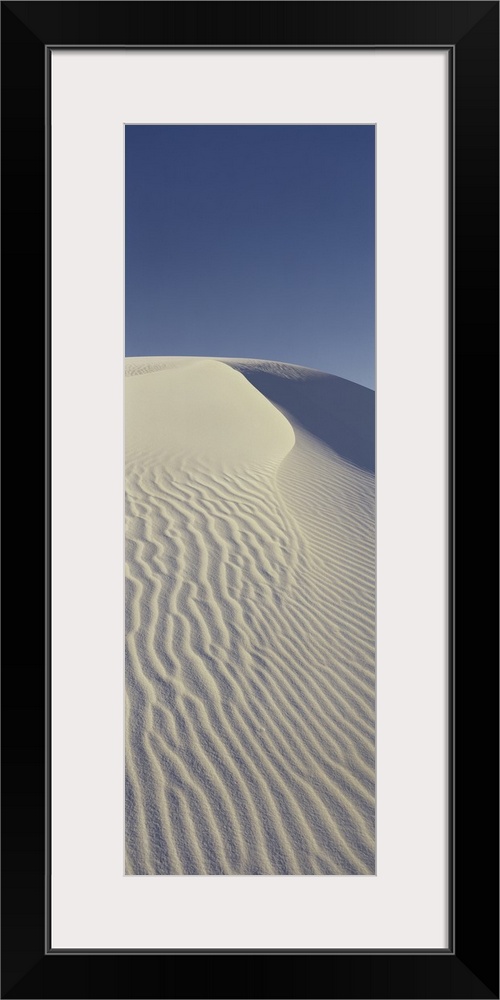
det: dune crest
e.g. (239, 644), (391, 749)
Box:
(125, 357), (375, 875)
(125, 359), (295, 468)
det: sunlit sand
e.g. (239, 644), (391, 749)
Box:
(125, 357), (375, 875)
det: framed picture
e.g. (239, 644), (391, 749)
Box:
(2, 2), (498, 998)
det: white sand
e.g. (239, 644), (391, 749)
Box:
(125, 357), (375, 875)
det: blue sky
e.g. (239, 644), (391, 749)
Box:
(126, 125), (374, 388)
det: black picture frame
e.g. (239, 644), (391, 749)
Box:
(1, 2), (498, 998)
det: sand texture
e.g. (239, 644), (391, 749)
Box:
(125, 357), (375, 875)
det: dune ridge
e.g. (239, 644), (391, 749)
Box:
(125, 357), (375, 875)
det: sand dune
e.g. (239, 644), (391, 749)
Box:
(125, 357), (375, 875)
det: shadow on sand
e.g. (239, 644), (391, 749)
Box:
(238, 369), (375, 475)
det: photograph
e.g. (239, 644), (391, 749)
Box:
(125, 124), (376, 876)
(2, 0), (498, 993)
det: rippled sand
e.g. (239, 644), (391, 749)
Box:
(125, 357), (375, 875)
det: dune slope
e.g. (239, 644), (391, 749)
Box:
(125, 357), (375, 875)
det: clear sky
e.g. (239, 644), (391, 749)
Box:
(126, 125), (374, 388)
